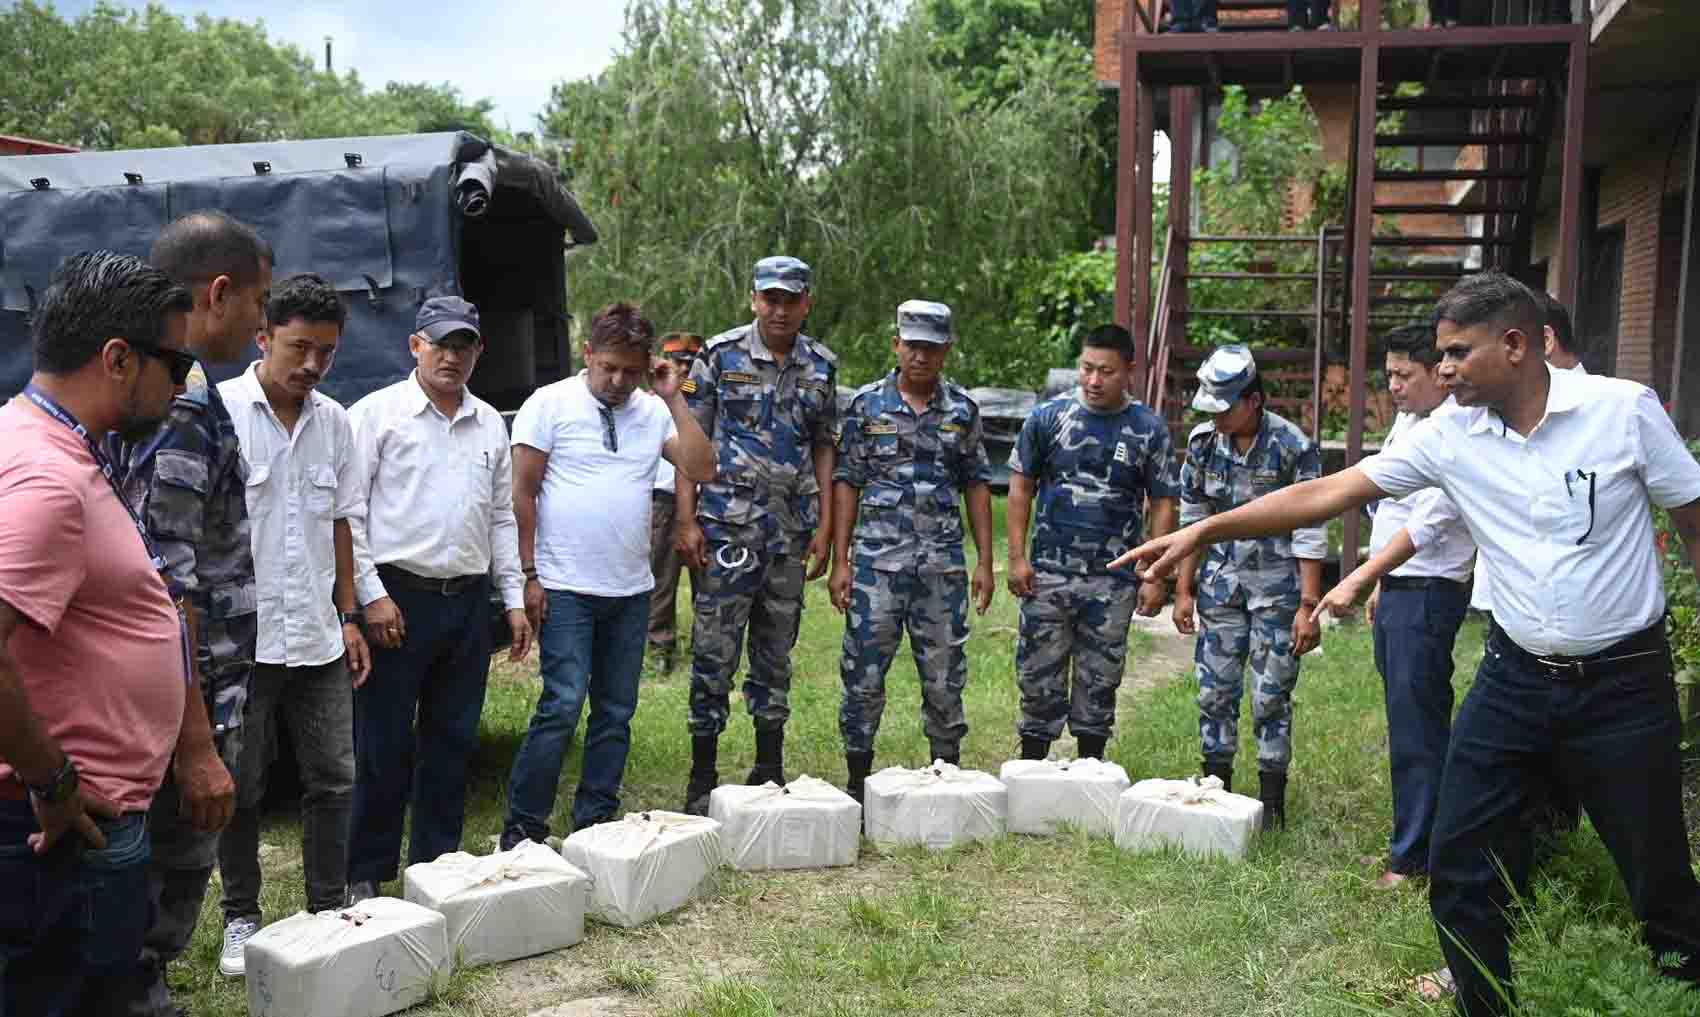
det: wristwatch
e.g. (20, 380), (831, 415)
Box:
(25, 755), (78, 804)
(339, 610), (365, 627)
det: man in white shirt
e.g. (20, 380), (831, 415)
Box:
(343, 297), (532, 903)
(1116, 272), (1700, 1016)
(648, 331), (704, 674)
(499, 303), (713, 847)
(215, 274), (370, 972)
(1316, 323), (1476, 891)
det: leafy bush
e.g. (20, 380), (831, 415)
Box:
(1653, 439), (1700, 743)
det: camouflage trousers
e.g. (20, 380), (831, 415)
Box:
(839, 563), (970, 756)
(1195, 592), (1301, 772)
(687, 538), (806, 736)
(1015, 571), (1139, 741)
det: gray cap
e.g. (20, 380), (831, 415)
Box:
(415, 295), (481, 343)
(1191, 343), (1257, 413)
(753, 256), (811, 294)
(896, 299), (954, 345)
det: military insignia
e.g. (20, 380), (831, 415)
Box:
(722, 371), (761, 385)
(1253, 469), (1281, 484)
(680, 379), (698, 395)
(939, 423), (965, 434)
(865, 422), (900, 436)
(1114, 441), (1130, 465)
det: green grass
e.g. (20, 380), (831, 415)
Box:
(169, 497), (1700, 1016)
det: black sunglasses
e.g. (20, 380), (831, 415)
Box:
(128, 340), (198, 385)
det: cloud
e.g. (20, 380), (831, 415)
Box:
(57, 0), (628, 133)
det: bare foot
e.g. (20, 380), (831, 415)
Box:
(1412, 967), (1455, 1001)
(1373, 870), (1411, 890)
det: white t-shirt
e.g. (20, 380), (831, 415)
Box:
(512, 375), (677, 596)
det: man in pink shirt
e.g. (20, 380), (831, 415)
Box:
(0, 251), (195, 1017)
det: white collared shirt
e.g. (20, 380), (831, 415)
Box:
(1469, 359), (1589, 612)
(348, 372), (525, 611)
(1367, 400), (1476, 583)
(1362, 364), (1700, 656)
(219, 362), (364, 666)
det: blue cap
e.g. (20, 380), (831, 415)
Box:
(1192, 344), (1257, 412)
(415, 295), (481, 343)
(753, 256), (811, 294)
(896, 299), (954, 345)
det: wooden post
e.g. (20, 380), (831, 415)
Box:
(1555, 27), (1588, 308)
(1114, 4), (1138, 332)
(1673, 84), (1700, 435)
(1169, 86), (1196, 348)
(1342, 1), (1381, 576)
(1134, 81), (1156, 400)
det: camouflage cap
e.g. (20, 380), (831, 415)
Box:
(896, 299), (953, 345)
(1192, 343), (1257, 413)
(753, 256), (812, 294)
(415, 295), (481, 343)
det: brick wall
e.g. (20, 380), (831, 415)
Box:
(1595, 134), (1691, 386)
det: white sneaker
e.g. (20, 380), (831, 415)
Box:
(219, 917), (259, 977)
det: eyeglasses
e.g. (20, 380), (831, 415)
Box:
(129, 340), (198, 385)
(598, 405), (618, 453)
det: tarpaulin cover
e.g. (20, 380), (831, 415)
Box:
(998, 758), (1132, 836)
(560, 810), (723, 927)
(243, 897), (449, 1017)
(708, 775), (861, 871)
(1115, 775), (1264, 860)
(403, 840), (591, 967)
(863, 761), (1008, 850)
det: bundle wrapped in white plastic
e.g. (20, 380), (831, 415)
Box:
(1114, 775), (1264, 860)
(402, 840), (591, 967)
(708, 775), (861, 871)
(998, 758), (1132, 836)
(863, 760), (1007, 850)
(560, 810), (723, 927)
(243, 897), (449, 1017)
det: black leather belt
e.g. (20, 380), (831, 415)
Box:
(1381, 575), (1468, 592)
(1490, 620), (1667, 682)
(378, 564), (483, 597)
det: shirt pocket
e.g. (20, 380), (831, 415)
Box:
(464, 445), (496, 512)
(307, 464), (338, 517)
(719, 380), (766, 432)
(149, 449), (210, 543)
(243, 462), (273, 521)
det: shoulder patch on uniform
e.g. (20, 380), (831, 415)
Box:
(722, 370), (760, 385)
(705, 326), (749, 349)
(176, 363), (211, 407)
(865, 421), (899, 436)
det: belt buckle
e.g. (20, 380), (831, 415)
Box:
(439, 577), (455, 597)
(1535, 656), (1584, 681)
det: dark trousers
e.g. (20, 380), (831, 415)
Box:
(1287, 0), (1331, 26)
(0, 804), (150, 1017)
(505, 589), (648, 839)
(348, 576), (492, 884)
(1170, 0), (1218, 29)
(1429, 624), (1700, 1016)
(1372, 579), (1470, 875)
(219, 658), (354, 921)
(124, 757), (229, 1017)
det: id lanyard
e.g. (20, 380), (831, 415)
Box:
(22, 385), (194, 682)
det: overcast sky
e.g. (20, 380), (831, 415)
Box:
(58, 0), (629, 134)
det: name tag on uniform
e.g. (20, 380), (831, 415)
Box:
(865, 422), (899, 436)
(722, 371), (761, 385)
(1253, 468), (1281, 484)
(1114, 441), (1130, 464)
(939, 423), (965, 434)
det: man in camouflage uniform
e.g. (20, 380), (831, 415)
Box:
(108, 211), (271, 1016)
(1006, 324), (1181, 762)
(830, 301), (995, 801)
(1176, 344), (1324, 828)
(678, 257), (838, 813)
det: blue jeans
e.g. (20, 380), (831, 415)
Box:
(505, 589), (649, 838)
(349, 576), (493, 883)
(0, 803), (150, 1017)
(1372, 578), (1469, 875)
(1430, 624), (1700, 1016)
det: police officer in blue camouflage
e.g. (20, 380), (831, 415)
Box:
(678, 256), (838, 814)
(830, 300), (996, 801)
(107, 211), (271, 1016)
(1007, 324), (1181, 761)
(1175, 344), (1324, 829)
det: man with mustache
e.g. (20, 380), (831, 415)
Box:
(344, 297), (532, 903)
(0, 251), (194, 1016)
(216, 274), (370, 970)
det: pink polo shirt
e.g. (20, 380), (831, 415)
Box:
(0, 398), (185, 812)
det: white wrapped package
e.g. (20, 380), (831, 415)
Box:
(402, 840), (591, 967)
(560, 810), (723, 927)
(708, 775), (861, 871)
(863, 761), (1007, 850)
(1114, 775), (1264, 860)
(998, 758), (1132, 836)
(244, 897), (449, 1017)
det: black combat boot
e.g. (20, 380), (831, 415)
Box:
(845, 751), (875, 804)
(1074, 734), (1107, 760)
(746, 727), (787, 786)
(1019, 737), (1051, 761)
(1259, 770), (1288, 831)
(1201, 757), (1233, 795)
(930, 742), (960, 768)
(683, 735), (718, 815)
